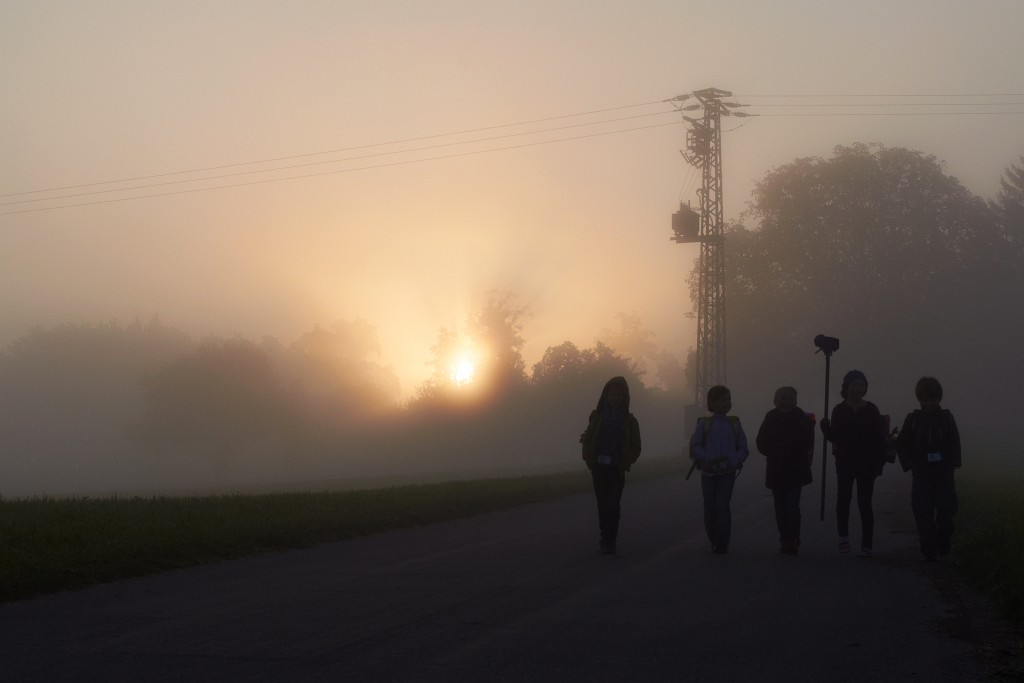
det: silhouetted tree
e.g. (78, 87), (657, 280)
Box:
(530, 341), (635, 386)
(0, 318), (192, 494)
(733, 144), (999, 336)
(418, 326), (462, 398)
(0, 317), (192, 442)
(409, 290), (529, 409)
(283, 319), (401, 423)
(991, 155), (1024, 246)
(137, 337), (301, 457)
(710, 143), (1011, 418)
(598, 312), (655, 380)
(651, 348), (689, 395)
(470, 289), (528, 392)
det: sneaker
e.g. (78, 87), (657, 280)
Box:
(712, 545), (728, 554)
(838, 537), (851, 554)
(600, 540), (615, 555)
(858, 547), (873, 558)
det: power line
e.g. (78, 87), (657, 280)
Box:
(746, 101), (1024, 107)
(736, 93), (1024, 98)
(752, 110), (1024, 117)
(1, 99), (669, 199)
(6, 92), (1024, 216)
(2, 110), (679, 208)
(0, 121), (681, 216)
(11, 94), (1017, 200)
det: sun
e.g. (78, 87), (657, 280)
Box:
(451, 358), (476, 386)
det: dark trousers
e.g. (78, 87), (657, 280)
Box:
(911, 469), (958, 557)
(701, 473), (736, 548)
(836, 466), (877, 549)
(772, 486), (802, 544)
(591, 465), (625, 544)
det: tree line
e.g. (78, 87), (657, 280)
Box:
(714, 145), (1023, 455)
(0, 298), (687, 497)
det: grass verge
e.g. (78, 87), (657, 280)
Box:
(953, 472), (1024, 628)
(0, 457), (684, 603)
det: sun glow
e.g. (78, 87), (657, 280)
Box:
(451, 358), (476, 386)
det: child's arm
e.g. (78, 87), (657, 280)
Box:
(894, 412), (916, 472)
(820, 407), (839, 443)
(735, 421), (750, 466)
(894, 413), (913, 456)
(689, 420), (706, 465)
(754, 415), (773, 457)
(946, 411), (962, 468)
(627, 414), (642, 466)
(803, 413), (816, 463)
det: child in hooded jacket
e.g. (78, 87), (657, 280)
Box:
(580, 376), (642, 555)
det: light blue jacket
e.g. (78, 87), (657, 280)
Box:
(689, 414), (749, 476)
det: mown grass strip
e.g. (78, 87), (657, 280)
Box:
(953, 472), (1024, 626)
(0, 458), (683, 603)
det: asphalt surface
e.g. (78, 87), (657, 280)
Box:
(0, 461), (998, 682)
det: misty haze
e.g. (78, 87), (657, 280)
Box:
(2, 144), (1022, 499)
(2, 4), (1023, 501)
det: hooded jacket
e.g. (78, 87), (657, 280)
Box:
(581, 409), (642, 475)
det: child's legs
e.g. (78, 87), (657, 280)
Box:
(708, 474), (735, 547)
(855, 472), (877, 549)
(835, 467), (856, 537)
(771, 488), (787, 540)
(700, 475), (718, 543)
(772, 487), (801, 542)
(934, 469), (958, 553)
(592, 466), (625, 542)
(785, 487), (802, 541)
(911, 474), (939, 555)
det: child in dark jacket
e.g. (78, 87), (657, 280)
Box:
(580, 376), (642, 555)
(756, 386), (815, 554)
(894, 377), (961, 561)
(820, 369), (887, 557)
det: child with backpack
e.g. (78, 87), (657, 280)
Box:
(689, 385), (749, 553)
(580, 376), (642, 555)
(894, 377), (961, 561)
(755, 386), (816, 554)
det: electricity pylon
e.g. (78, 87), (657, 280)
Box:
(669, 87), (748, 408)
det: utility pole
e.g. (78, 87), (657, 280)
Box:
(669, 87), (747, 410)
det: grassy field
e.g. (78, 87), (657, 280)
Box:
(0, 458), (684, 603)
(953, 471), (1024, 627)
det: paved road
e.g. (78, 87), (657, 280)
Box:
(0, 463), (994, 681)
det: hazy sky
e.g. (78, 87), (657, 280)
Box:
(3, 1), (1023, 398)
